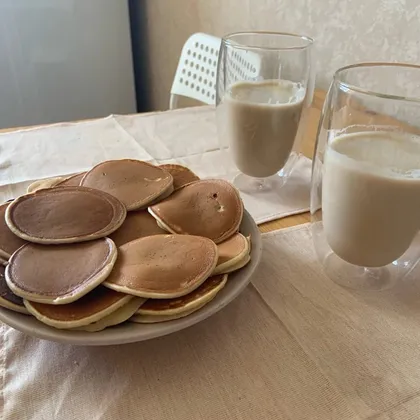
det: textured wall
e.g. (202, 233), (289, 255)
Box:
(144, 0), (419, 110)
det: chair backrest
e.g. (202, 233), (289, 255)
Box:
(170, 33), (261, 109)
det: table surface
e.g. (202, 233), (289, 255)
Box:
(0, 89), (326, 233)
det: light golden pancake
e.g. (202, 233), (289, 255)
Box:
(27, 177), (67, 193)
(159, 164), (199, 190)
(104, 234), (218, 298)
(135, 273), (227, 317)
(6, 186), (126, 244)
(0, 202), (27, 259)
(0, 265), (29, 314)
(56, 172), (86, 187)
(218, 254), (251, 274)
(130, 302), (208, 323)
(24, 286), (134, 329)
(213, 233), (250, 275)
(149, 179), (243, 244)
(6, 238), (117, 304)
(73, 297), (145, 332)
(81, 159), (173, 211)
(109, 211), (167, 247)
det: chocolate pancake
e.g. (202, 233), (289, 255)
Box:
(104, 234), (218, 298)
(109, 211), (167, 247)
(56, 172), (86, 187)
(159, 164), (199, 190)
(214, 233), (250, 275)
(0, 202), (27, 259)
(74, 297), (145, 332)
(6, 186), (126, 244)
(81, 159), (173, 211)
(136, 274), (227, 317)
(6, 238), (117, 304)
(0, 265), (28, 314)
(149, 179), (243, 244)
(27, 176), (67, 193)
(24, 286), (135, 329)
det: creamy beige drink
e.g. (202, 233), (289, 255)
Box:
(323, 131), (420, 267)
(222, 80), (305, 178)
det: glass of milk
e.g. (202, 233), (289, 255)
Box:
(311, 63), (420, 290)
(216, 32), (314, 193)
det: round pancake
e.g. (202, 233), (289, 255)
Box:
(216, 253), (251, 274)
(24, 286), (133, 329)
(142, 184), (174, 207)
(104, 234), (218, 298)
(0, 203), (27, 259)
(109, 211), (167, 247)
(148, 179), (243, 244)
(56, 172), (86, 187)
(213, 233), (250, 275)
(0, 265), (29, 314)
(159, 164), (199, 190)
(27, 177), (67, 193)
(80, 159), (173, 211)
(73, 297), (145, 332)
(6, 238), (117, 304)
(6, 186), (126, 244)
(130, 301), (208, 323)
(136, 273), (228, 316)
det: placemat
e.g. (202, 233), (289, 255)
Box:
(2, 223), (419, 419)
(0, 107), (311, 224)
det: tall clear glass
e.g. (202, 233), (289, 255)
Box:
(311, 63), (420, 290)
(216, 32), (314, 193)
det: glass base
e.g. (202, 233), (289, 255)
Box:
(233, 172), (286, 194)
(323, 252), (395, 291)
(312, 222), (420, 292)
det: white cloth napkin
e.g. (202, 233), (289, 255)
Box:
(0, 107), (311, 224)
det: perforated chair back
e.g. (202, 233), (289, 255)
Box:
(170, 33), (261, 109)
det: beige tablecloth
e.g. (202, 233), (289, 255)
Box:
(2, 224), (420, 419)
(0, 107), (311, 224)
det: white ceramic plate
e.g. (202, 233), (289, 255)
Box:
(0, 210), (262, 345)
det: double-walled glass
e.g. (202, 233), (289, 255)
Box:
(311, 63), (420, 290)
(216, 32), (314, 193)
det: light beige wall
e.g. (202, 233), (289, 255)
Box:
(144, 0), (419, 111)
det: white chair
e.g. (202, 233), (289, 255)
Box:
(170, 33), (261, 109)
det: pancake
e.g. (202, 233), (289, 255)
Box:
(24, 286), (134, 329)
(0, 203), (27, 259)
(80, 159), (174, 211)
(104, 234), (218, 298)
(149, 179), (243, 244)
(109, 211), (167, 247)
(6, 186), (126, 244)
(6, 238), (117, 304)
(130, 301), (207, 323)
(143, 184), (174, 207)
(213, 233), (250, 275)
(27, 176), (67, 193)
(0, 265), (29, 314)
(56, 172), (86, 187)
(73, 297), (145, 332)
(218, 254), (251, 274)
(135, 273), (227, 317)
(159, 164), (199, 190)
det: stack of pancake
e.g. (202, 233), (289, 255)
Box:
(0, 160), (252, 332)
